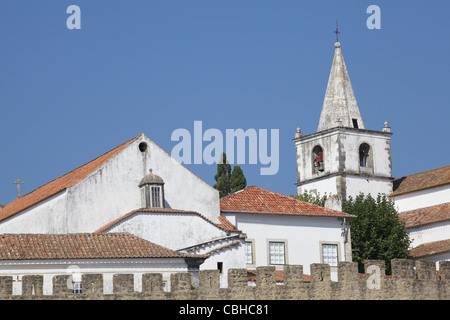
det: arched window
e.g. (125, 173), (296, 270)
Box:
(312, 146), (324, 173)
(359, 143), (371, 167)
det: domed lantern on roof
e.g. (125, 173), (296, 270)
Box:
(139, 169), (165, 208)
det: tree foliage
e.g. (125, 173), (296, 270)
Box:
(343, 193), (411, 274)
(230, 166), (247, 194)
(290, 190), (328, 207)
(214, 153), (247, 198)
(214, 153), (232, 198)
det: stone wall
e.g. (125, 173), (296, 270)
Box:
(0, 259), (448, 300)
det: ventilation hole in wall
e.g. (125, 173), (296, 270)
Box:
(139, 142), (148, 152)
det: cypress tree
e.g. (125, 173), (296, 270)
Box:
(230, 166), (247, 193)
(214, 153), (232, 198)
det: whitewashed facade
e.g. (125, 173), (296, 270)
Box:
(0, 134), (246, 286)
(96, 208), (246, 287)
(390, 167), (450, 263)
(220, 186), (355, 281)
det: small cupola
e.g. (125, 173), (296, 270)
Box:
(139, 169), (165, 208)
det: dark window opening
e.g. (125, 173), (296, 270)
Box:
(352, 119), (359, 129)
(139, 142), (148, 152)
(217, 262), (223, 273)
(359, 143), (371, 167)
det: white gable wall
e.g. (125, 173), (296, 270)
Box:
(0, 134), (221, 234)
(103, 212), (229, 250)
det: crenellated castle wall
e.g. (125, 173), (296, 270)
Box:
(0, 259), (448, 300)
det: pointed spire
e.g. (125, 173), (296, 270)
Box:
(317, 41), (365, 132)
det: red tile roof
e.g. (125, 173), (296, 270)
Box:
(0, 135), (141, 224)
(220, 186), (355, 218)
(398, 202), (450, 229)
(0, 233), (206, 260)
(94, 208), (241, 234)
(217, 216), (240, 232)
(408, 239), (450, 259)
(390, 165), (450, 197)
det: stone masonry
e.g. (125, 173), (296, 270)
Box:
(0, 259), (448, 300)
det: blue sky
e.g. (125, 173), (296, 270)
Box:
(0, 1), (449, 205)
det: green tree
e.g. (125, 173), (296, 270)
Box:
(343, 193), (411, 274)
(290, 190), (328, 207)
(230, 166), (247, 193)
(214, 153), (232, 198)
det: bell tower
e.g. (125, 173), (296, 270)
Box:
(293, 41), (394, 200)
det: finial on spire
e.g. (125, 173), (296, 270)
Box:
(335, 19), (340, 43)
(382, 121), (391, 133)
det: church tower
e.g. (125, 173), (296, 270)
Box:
(293, 41), (393, 200)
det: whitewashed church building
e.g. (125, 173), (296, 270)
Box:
(0, 134), (247, 292)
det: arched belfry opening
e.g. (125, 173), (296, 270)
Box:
(139, 169), (165, 208)
(312, 146), (324, 173)
(359, 143), (372, 168)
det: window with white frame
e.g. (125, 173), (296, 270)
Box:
(150, 186), (162, 208)
(322, 244), (338, 267)
(245, 241), (254, 264)
(269, 241), (285, 265)
(73, 281), (82, 294)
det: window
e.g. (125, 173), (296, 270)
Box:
(352, 118), (359, 129)
(217, 262), (223, 274)
(162, 281), (168, 292)
(139, 169), (165, 209)
(322, 244), (338, 267)
(359, 143), (371, 167)
(245, 241), (254, 264)
(269, 242), (285, 265)
(151, 186), (162, 208)
(312, 145), (324, 173)
(73, 282), (82, 294)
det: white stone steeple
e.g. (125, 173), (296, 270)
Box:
(294, 40), (394, 201)
(317, 42), (365, 132)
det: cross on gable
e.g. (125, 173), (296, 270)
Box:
(12, 178), (25, 198)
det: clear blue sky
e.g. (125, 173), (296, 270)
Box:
(1, 1), (449, 205)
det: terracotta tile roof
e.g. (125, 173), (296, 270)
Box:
(0, 233), (206, 260)
(217, 216), (240, 232)
(390, 165), (450, 197)
(0, 135), (141, 224)
(220, 186), (355, 218)
(398, 202), (450, 229)
(408, 239), (450, 259)
(94, 208), (241, 234)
